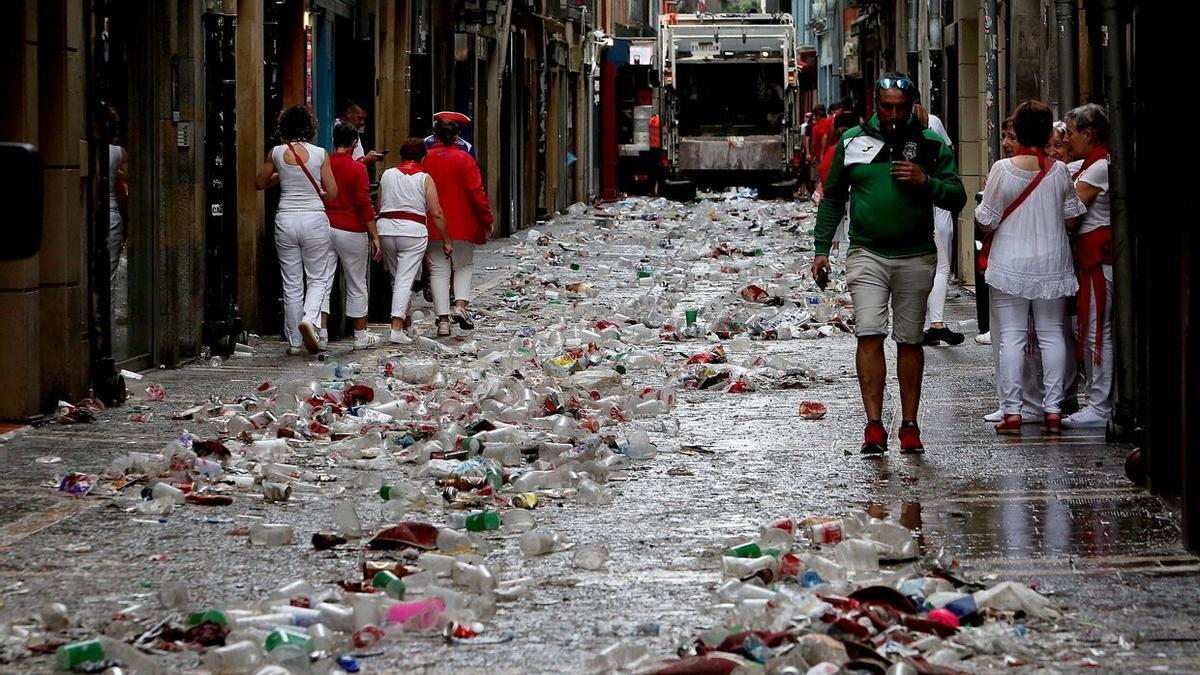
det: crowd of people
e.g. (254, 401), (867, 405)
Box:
(807, 74), (1115, 454)
(254, 103), (493, 355)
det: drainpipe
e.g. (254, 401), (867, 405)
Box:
(927, 0), (942, 114)
(983, 0), (1000, 167)
(907, 0), (919, 79)
(1055, 0), (1079, 112)
(1101, 0), (1136, 439)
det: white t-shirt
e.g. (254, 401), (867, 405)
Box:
(272, 143), (327, 213)
(927, 113), (953, 149)
(1075, 158), (1110, 235)
(377, 167), (429, 237)
(974, 159), (1088, 299)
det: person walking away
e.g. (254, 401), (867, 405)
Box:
(811, 73), (967, 454)
(255, 105), (338, 355)
(323, 121), (382, 349)
(424, 111), (479, 159)
(423, 112), (494, 336)
(377, 139), (452, 343)
(816, 112), (860, 258)
(913, 101), (964, 346)
(1061, 103), (1115, 429)
(975, 100), (1086, 434)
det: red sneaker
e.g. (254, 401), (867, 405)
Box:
(899, 422), (924, 454)
(861, 421), (888, 455)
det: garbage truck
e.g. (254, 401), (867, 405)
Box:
(655, 5), (803, 199)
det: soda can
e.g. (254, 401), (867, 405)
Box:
(809, 519), (844, 545)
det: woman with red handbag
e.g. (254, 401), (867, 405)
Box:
(975, 101), (1087, 435)
(255, 105), (338, 355)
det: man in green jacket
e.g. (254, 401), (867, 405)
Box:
(810, 73), (966, 454)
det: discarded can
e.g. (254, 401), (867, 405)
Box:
(512, 492), (539, 509)
(808, 519), (845, 545)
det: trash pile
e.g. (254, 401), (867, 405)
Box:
(590, 508), (1113, 674)
(14, 193), (1117, 673)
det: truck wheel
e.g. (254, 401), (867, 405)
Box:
(760, 179), (798, 200)
(662, 179), (696, 202)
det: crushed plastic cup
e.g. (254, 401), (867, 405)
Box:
(573, 544), (609, 570)
(519, 530), (558, 557)
(833, 538), (880, 572)
(576, 479), (614, 506)
(205, 640), (261, 674)
(332, 502), (363, 538)
(501, 509), (536, 533)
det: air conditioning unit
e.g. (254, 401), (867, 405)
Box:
(842, 39), (860, 77)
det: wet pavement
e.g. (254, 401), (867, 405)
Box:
(0, 195), (1198, 674)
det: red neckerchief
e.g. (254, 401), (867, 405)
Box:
(398, 160), (423, 176)
(1072, 145), (1108, 180)
(1012, 146), (1048, 169)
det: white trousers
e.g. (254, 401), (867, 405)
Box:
(925, 207), (954, 325)
(990, 287), (1046, 416)
(380, 234), (427, 320)
(276, 211), (333, 347)
(1080, 264), (1115, 418)
(323, 228), (371, 318)
(108, 209), (124, 285)
(993, 291), (1068, 415)
(429, 243), (475, 315)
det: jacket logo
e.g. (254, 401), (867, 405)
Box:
(903, 141), (918, 161)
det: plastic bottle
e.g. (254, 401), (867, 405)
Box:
(833, 538), (880, 572)
(249, 523), (295, 546)
(263, 626), (313, 668)
(314, 602), (355, 632)
(151, 482), (185, 505)
(386, 598), (446, 630)
(204, 640), (261, 674)
(158, 582), (189, 609)
(435, 528), (472, 553)
(721, 555), (779, 579)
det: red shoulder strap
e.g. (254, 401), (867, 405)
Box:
(286, 143), (323, 198)
(1000, 157), (1053, 223)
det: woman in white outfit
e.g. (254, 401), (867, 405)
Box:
(975, 100), (1087, 435)
(1062, 103), (1115, 428)
(255, 105), (338, 355)
(376, 138), (452, 344)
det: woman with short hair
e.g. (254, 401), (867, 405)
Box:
(376, 138), (452, 343)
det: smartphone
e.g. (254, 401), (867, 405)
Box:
(816, 267), (829, 291)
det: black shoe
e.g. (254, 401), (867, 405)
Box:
(923, 326), (965, 346)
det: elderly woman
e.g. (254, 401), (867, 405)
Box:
(1061, 103), (1113, 429)
(975, 101), (1087, 434)
(255, 105), (337, 355)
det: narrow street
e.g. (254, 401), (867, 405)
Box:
(1, 196), (1197, 673)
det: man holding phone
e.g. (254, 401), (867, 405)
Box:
(810, 73), (966, 454)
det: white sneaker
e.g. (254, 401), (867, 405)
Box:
(974, 331), (992, 345)
(1062, 407), (1110, 428)
(298, 320), (321, 354)
(983, 408), (1043, 424)
(354, 332), (382, 349)
(389, 329), (413, 345)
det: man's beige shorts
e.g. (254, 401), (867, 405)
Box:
(845, 248), (937, 344)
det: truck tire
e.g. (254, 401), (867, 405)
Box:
(661, 178), (696, 203)
(759, 179), (798, 201)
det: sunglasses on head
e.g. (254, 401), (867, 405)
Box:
(877, 77), (914, 92)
